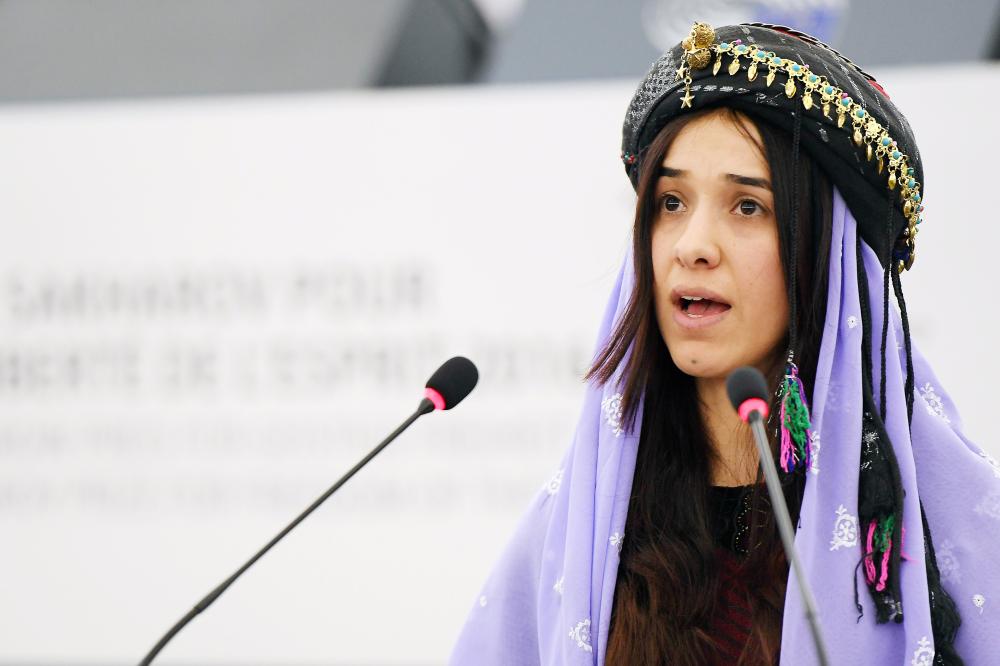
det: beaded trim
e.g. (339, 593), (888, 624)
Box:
(627, 22), (923, 272)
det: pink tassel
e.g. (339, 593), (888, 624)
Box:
(865, 520), (877, 584)
(780, 424), (794, 471)
(876, 538), (892, 592)
(779, 394), (792, 471)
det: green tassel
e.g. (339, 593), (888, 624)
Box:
(875, 515), (895, 552)
(779, 362), (814, 472)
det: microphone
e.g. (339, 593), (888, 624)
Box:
(726, 366), (830, 666)
(139, 356), (479, 665)
(422, 356), (478, 412)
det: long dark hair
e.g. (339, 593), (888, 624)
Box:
(595, 106), (833, 665)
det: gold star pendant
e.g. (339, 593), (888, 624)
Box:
(675, 63), (686, 80)
(680, 89), (694, 108)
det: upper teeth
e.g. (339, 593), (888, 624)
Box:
(682, 296), (704, 301)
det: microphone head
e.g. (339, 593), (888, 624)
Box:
(425, 356), (478, 410)
(726, 366), (770, 422)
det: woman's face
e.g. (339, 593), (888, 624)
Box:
(651, 110), (789, 381)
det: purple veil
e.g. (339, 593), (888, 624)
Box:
(449, 186), (1000, 665)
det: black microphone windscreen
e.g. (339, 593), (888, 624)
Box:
(426, 356), (478, 409)
(726, 366), (770, 411)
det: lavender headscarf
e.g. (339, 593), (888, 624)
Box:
(449, 186), (1000, 665)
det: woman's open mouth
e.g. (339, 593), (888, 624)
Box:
(679, 296), (731, 317)
(671, 291), (732, 330)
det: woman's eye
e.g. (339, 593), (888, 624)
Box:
(737, 199), (763, 216)
(661, 194), (683, 213)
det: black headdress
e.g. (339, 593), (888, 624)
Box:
(621, 22), (922, 272)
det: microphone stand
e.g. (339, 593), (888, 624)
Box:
(138, 397), (437, 665)
(747, 411), (831, 666)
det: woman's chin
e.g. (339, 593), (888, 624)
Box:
(667, 348), (734, 380)
(666, 336), (785, 382)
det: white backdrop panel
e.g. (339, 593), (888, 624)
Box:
(0, 63), (996, 664)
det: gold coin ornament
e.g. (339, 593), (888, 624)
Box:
(674, 22), (923, 271)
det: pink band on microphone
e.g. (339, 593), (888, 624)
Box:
(424, 387), (446, 411)
(738, 398), (769, 422)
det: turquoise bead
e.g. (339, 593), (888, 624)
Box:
(737, 45), (747, 53)
(892, 150), (901, 159)
(771, 56), (782, 65)
(907, 167), (914, 176)
(841, 97), (851, 106)
(809, 74), (818, 83)
(856, 109), (865, 118)
(720, 42), (730, 49)
(825, 86), (834, 94)
(881, 137), (891, 146)
(907, 178), (915, 188)
(792, 64), (801, 72)
(756, 50), (766, 58)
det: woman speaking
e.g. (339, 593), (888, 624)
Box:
(450, 21), (996, 665)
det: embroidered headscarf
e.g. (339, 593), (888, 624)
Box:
(450, 187), (999, 664)
(450, 21), (999, 665)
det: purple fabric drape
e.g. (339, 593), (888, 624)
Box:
(449, 186), (1000, 665)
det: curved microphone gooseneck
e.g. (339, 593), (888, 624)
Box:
(726, 366), (831, 666)
(138, 356), (479, 665)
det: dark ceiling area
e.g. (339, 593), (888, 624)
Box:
(0, 0), (996, 103)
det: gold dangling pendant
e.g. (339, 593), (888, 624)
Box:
(837, 111), (846, 128)
(713, 55), (722, 76)
(785, 77), (796, 98)
(822, 102), (830, 118)
(802, 92), (813, 110)
(728, 56), (740, 76)
(765, 69), (776, 87)
(853, 128), (863, 146)
(747, 61), (758, 82)
(888, 170), (897, 190)
(866, 143), (873, 161)
(904, 199), (913, 216)
(878, 156), (884, 174)
(680, 73), (695, 109)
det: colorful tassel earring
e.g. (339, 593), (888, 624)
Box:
(779, 352), (814, 473)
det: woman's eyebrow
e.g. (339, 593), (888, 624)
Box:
(658, 166), (686, 179)
(726, 173), (771, 191)
(658, 165), (771, 191)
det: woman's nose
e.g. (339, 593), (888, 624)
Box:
(674, 210), (721, 269)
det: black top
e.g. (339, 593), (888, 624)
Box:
(707, 483), (772, 665)
(708, 483), (764, 556)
